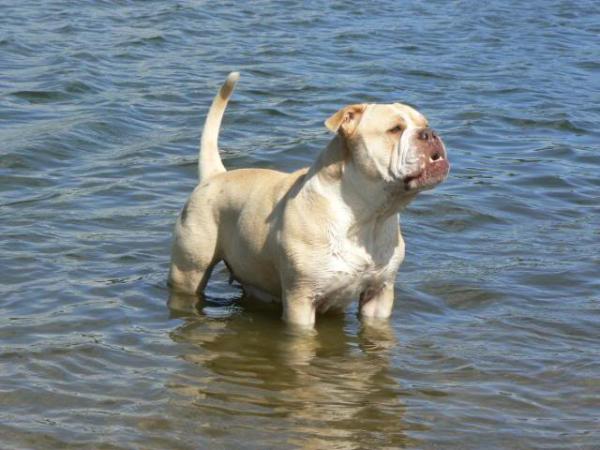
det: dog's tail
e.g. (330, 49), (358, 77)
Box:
(198, 71), (240, 182)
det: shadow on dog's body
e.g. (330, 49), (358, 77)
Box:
(168, 72), (449, 327)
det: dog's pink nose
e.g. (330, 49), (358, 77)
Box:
(417, 127), (446, 163)
(417, 127), (438, 142)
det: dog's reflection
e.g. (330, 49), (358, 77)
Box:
(167, 291), (412, 448)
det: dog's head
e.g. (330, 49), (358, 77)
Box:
(325, 103), (449, 194)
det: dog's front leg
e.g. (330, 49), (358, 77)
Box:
(282, 286), (316, 328)
(359, 281), (395, 320)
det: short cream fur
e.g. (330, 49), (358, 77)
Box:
(168, 73), (449, 327)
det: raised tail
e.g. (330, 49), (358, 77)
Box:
(198, 71), (240, 182)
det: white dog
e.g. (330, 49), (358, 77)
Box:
(168, 72), (449, 327)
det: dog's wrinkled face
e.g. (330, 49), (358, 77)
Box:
(326, 103), (449, 193)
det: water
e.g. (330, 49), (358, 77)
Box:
(1, 1), (599, 448)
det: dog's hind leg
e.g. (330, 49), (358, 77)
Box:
(167, 212), (220, 301)
(168, 253), (217, 296)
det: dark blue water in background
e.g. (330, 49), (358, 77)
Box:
(1, 1), (599, 448)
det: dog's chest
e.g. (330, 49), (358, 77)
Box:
(314, 233), (402, 312)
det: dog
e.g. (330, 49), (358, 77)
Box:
(168, 72), (449, 327)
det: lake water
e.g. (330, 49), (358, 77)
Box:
(1, 1), (599, 448)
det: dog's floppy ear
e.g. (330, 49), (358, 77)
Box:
(325, 104), (366, 136)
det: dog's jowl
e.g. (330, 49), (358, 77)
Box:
(168, 72), (449, 327)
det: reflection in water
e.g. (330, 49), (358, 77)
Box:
(167, 293), (416, 448)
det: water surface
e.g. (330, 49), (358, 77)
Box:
(1, 1), (599, 448)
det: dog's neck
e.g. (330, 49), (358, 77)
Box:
(304, 135), (416, 230)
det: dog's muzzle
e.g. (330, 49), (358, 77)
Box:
(404, 127), (449, 190)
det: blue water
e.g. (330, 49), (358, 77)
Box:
(1, 1), (599, 448)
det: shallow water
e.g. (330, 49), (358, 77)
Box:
(1, 1), (599, 448)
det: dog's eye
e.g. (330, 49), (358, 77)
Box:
(388, 125), (403, 134)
